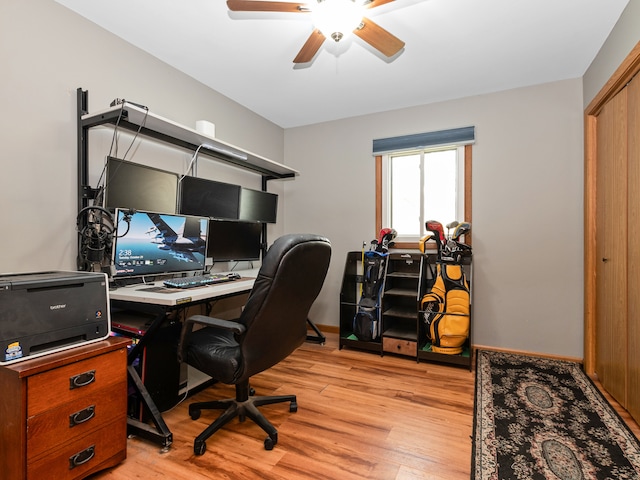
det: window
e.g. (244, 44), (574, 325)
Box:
(381, 146), (465, 243)
(374, 127), (474, 249)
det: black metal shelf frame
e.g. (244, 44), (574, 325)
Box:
(76, 88), (299, 259)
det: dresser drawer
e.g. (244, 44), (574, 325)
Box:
(27, 379), (127, 460)
(383, 337), (417, 356)
(27, 347), (127, 416)
(27, 419), (127, 480)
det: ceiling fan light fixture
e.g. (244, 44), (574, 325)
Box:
(311, 0), (365, 42)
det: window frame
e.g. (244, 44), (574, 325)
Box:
(376, 144), (473, 250)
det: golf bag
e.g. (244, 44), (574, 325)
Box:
(353, 250), (387, 342)
(421, 262), (470, 354)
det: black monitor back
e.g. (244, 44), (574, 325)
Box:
(239, 188), (278, 224)
(207, 220), (262, 262)
(104, 157), (178, 214)
(179, 176), (241, 220)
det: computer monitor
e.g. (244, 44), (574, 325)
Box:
(179, 175), (241, 220)
(207, 220), (262, 263)
(111, 209), (209, 278)
(104, 157), (178, 214)
(239, 188), (278, 224)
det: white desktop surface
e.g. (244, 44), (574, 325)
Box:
(109, 269), (259, 306)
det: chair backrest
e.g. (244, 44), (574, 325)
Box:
(236, 233), (331, 382)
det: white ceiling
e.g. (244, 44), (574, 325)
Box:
(55, 0), (628, 128)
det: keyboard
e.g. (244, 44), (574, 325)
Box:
(163, 273), (241, 289)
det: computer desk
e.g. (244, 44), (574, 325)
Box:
(109, 270), (257, 450)
(109, 269), (325, 450)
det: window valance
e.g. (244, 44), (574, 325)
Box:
(372, 126), (475, 155)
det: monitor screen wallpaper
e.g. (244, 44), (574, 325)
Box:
(111, 209), (209, 278)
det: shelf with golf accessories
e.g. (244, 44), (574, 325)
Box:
(339, 223), (472, 367)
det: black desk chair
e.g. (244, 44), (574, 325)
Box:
(178, 233), (331, 454)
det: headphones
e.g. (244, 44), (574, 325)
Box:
(76, 206), (115, 270)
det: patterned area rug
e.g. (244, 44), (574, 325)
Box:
(472, 350), (640, 479)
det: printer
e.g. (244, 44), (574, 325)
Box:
(0, 271), (111, 364)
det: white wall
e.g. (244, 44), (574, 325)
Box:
(285, 79), (585, 358)
(0, 0), (285, 274)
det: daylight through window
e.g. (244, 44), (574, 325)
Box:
(382, 146), (464, 243)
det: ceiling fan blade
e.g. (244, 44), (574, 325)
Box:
(364, 0), (396, 9)
(227, 0), (309, 13)
(293, 29), (326, 63)
(353, 17), (405, 57)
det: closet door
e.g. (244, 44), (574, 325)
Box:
(627, 74), (640, 421)
(595, 87), (628, 407)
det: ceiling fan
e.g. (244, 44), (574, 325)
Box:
(226, 0), (405, 64)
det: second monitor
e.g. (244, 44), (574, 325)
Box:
(239, 187), (278, 224)
(179, 176), (241, 220)
(207, 220), (262, 263)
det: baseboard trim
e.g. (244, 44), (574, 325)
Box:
(472, 344), (582, 365)
(309, 324), (339, 334)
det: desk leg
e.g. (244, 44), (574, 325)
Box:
(126, 365), (173, 450)
(124, 311), (174, 450)
(306, 318), (325, 344)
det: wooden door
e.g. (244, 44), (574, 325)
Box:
(627, 73), (640, 421)
(595, 87), (628, 407)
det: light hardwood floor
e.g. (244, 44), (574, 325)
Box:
(91, 332), (640, 479)
(91, 332), (475, 479)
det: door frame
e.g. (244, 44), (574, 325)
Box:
(584, 41), (640, 375)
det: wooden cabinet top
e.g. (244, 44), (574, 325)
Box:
(0, 336), (130, 378)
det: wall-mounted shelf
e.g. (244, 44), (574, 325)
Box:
(80, 99), (298, 180)
(76, 87), (298, 263)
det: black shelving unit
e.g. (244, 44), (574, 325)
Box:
(339, 249), (473, 368)
(381, 253), (423, 358)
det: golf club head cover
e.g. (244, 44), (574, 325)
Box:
(425, 220), (445, 243)
(453, 222), (471, 241)
(445, 221), (459, 238)
(419, 234), (435, 253)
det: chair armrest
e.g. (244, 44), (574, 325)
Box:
(177, 315), (246, 363)
(185, 315), (246, 335)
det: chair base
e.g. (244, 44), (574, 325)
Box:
(189, 383), (297, 454)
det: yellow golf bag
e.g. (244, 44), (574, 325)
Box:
(420, 263), (470, 354)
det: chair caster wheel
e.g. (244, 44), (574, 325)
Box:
(250, 387), (256, 396)
(264, 434), (277, 450)
(290, 401), (298, 413)
(194, 440), (206, 456)
(189, 408), (201, 420)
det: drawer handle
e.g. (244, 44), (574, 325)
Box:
(69, 370), (96, 390)
(69, 405), (95, 427)
(69, 445), (95, 470)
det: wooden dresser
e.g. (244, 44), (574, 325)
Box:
(0, 336), (130, 479)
